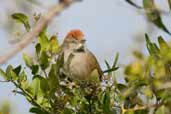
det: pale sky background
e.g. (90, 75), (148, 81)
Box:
(0, 0), (171, 114)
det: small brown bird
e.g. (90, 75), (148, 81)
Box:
(60, 29), (103, 81)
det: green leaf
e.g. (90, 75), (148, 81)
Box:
(168, 0), (171, 11)
(145, 34), (159, 55)
(117, 83), (127, 92)
(105, 60), (111, 69)
(143, 0), (171, 35)
(23, 53), (33, 68)
(38, 30), (50, 52)
(103, 90), (111, 113)
(39, 52), (50, 70)
(18, 71), (27, 82)
(50, 35), (59, 54)
(0, 68), (7, 80)
(64, 108), (74, 114)
(56, 52), (64, 73)
(125, 0), (142, 9)
(6, 65), (18, 80)
(11, 13), (30, 32)
(30, 75), (41, 98)
(103, 67), (119, 73)
(31, 65), (39, 75)
(29, 107), (47, 114)
(158, 36), (169, 50)
(40, 77), (49, 94)
(13, 65), (22, 75)
(155, 105), (169, 114)
(112, 52), (119, 69)
(48, 64), (59, 91)
(18, 71), (29, 89)
(35, 43), (41, 56)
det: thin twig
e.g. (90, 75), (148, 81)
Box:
(0, 80), (10, 82)
(0, 0), (81, 65)
(12, 81), (51, 114)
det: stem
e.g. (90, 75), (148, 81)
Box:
(0, 80), (10, 82)
(12, 81), (51, 114)
(43, 70), (48, 78)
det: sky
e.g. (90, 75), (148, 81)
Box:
(0, 0), (171, 114)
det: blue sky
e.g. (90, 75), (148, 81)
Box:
(0, 0), (171, 114)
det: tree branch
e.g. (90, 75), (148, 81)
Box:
(0, 0), (81, 65)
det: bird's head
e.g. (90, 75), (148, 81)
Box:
(63, 29), (86, 52)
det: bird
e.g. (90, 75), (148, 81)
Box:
(60, 29), (103, 81)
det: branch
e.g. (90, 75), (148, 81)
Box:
(12, 81), (51, 114)
(0, 0), (81, 65)
(122, 102), (164, 113)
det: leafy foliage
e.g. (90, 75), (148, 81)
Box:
(126, 0), (171, 35)
(1, 1), (171, 114)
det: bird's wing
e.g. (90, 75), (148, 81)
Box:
(87, 50), (103, 79)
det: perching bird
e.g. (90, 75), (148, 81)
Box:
(60, 29), (103, 81)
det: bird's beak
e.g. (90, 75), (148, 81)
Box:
(76, 40), (86, 52)
(81, 39), (86, 44)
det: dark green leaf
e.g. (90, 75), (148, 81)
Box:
(117, 83), (127, 92)
(103, 67), (119, 73)
(13, 65), (22, 75)
(39, 52), (50, 70)
(125, 0), (142, 9)
(11, 13), (30, 32)
(29, 107), (46, 114)
(105, 60), (111, 69)
(112, 52), (119, 69)
(31, 65), (39, 75)
(35, 43), (41, 56)
(103, 90), (111, 113)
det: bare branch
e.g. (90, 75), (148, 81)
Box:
(0, 0), (81, 65)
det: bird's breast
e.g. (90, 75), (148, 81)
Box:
(64, 50), (96, 80)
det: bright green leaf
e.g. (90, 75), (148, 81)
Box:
(0, 68), (7, 80)
(38, 30), (50, 52)
(50, 35), (59, 54)
(6, 65), (18, 80)
(23, 53), (33, 68)
(158, 36), (169, 50)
